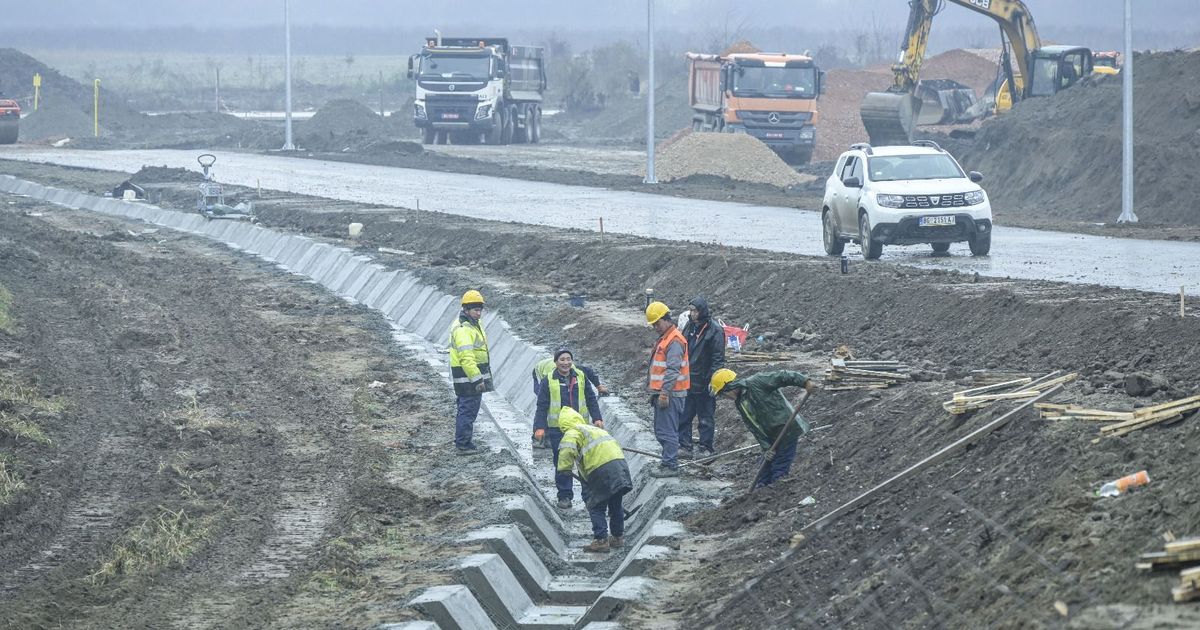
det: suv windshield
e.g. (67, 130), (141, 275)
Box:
(732, 66), (816, 97)
(867, 154), (965, 182)
(419, 54), (491, 79)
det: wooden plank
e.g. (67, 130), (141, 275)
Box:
(832, 367), (911, 380)
(1182, 566), (1200, 586)
(1020, 372), (1078, 392)
(953, 391), (1040, 404)
(1104, 413), (1185, 438)
(1165, 539), (1200, 555)
(1137, 549), (1200, 569)
(956, 377), (1033, 399)
(1013, 370), (1063, 391)
(1132, 394), (1200, 418)
(1101, 406), (1195, 434)
(1172, 585), (1200, 603)
(801, 385), (1062, 533)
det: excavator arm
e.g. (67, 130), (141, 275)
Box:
(862, 0), (1043, 146)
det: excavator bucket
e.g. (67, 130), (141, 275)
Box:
(860, 91), (921, 146)
(916, 79), (980, 125)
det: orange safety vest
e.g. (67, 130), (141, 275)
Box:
(649, 326), (690, 392)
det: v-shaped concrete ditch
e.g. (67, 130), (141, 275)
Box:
(1, 174), (711, 630)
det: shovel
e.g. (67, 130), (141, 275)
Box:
(745, 390), (811, 496)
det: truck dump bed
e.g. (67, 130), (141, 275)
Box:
(686, 54), (722, 112)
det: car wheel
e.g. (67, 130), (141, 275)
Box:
(822, 210), (845, 256)
(930, 242), (951, 253)
(859, 212), (882, 260)
(968, 232), (991, 256)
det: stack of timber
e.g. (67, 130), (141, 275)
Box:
(968, 370), (1032, 385)
(824, 357), (910, 391)
(1135, 537), (1200, 603)
(1037, 394), (1200, 438)
(943, 371), (1078, 414)
(727, 350), (793, 364)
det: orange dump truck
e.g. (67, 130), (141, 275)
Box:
(685, 51), (824, 164)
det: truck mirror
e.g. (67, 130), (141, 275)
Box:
(819, 70), (827, 94)
(407, 55), (417, 79)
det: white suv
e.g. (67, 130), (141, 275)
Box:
(821, 141), (992, 259)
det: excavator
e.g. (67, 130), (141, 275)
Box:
(861, 0), (1094, 146)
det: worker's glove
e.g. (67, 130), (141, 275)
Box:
(475, 381), (487, 393)
(598, 384), (611, 396)
(804, 380), (820, 394)
(592, 420), (604, 429)
(656, 394), (670, 409)
(764, 449), (776, 462)
(534, 429), (545, 440)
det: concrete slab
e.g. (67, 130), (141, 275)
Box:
(580, 577), (659, 626)
(408, 584), (497, 630)
(456, 554), (586, 630)
(376, 622), (439, 630)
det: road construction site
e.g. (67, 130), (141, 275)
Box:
(2, 38), (1200, 629)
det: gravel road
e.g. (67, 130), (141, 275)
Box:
(3, 146), (1196, 294)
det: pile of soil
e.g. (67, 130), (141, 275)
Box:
(646, 131), (813, 188)
(950, 50), (1200, 225)
(129, 165), (205, 184)
(18, 100), (98, 142)
(816, 49), (997, 161)
(297, 99), (421, 154)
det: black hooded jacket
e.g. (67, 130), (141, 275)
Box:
(681, 296), (726, 394)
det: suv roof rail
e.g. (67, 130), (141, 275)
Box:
(911, 139), (943, 151)
(849, 142), (873, 155)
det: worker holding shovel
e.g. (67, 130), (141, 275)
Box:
(708, 368), (818, 489)
(556, 407), (633, 553)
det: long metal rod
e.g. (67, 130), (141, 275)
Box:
(282, 0), (295, 151)
(643, 0), (657, 184)
(679, 444), (759, 468)
(1118, 0), (1136, 222)
(801, 385), (1061, 532)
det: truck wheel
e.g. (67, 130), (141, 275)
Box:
(930, 242), (951, 254)
(529, 107), (541, 143)
(692, 119), (702, 132)
(859, 212), (883, 260)
(968, 232), (991, 256)
(501, 107), (515, 144)
(789, 149), (812, 165)
(422, 128), (435, 144)
(435, 131), (448, 145)
(823, 210), (845, 256)
(513, 105), (529, 143)
(487, 113), (504, 145)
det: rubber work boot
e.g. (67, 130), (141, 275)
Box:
(649, 465), (680, 478)
(557, 498), (571, 510)
(678, 448), (695, 460)
(456, 445), (481, 456)
(532, 436), (549, 449)
(609, 536), (624, 549)
(583, 538), (610, 553)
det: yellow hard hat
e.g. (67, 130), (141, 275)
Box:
(645, 301), (670, 325)
(709, 368), (738, 396)
(461, 289), (485, 307)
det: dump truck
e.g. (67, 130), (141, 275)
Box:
(0, 98), (19, 144)
(408, 36), (546, 146)
(686, 51), (824, 164)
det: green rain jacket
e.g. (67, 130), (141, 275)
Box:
(725, 370), (812, 449)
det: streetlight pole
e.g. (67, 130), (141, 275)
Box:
(282, 0), (296, 151)
(643, 0), (657, 184)
(1117, 0), (1136, 223)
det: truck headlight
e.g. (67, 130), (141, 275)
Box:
(876, 193), (905, 208)
(964, 190), (986, 205)
(475, 104), (492, 120)
(799, 129), (814, 139)
(414, 103), (426, 119)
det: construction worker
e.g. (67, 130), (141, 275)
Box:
(709, 368), (818, 488)
(556, 407), (632, 553)
(533, 347), (604, 509)
(678, 296), (726, 459)
(645, 301), (689, 477)
(448, 290), (492, 456)
(530, 353), (608, 449)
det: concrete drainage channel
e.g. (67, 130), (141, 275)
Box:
(1, 175), (708, 630)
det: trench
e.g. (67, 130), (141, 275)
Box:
(0, 174), (710, 630)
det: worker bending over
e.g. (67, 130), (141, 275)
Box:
(532, 347), (603, 510)
(709, 368), (818, 488)
(556, 407), (632, 553)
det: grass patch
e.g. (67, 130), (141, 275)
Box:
(0, 458), (27, 506)
(0, 284), (12, 334)
(0, 377), (67, 415)
(90, 507), (216, 584)
(0, 411), (52, 445)
(167, 395), (243, 437)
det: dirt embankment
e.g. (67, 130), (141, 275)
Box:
(945, 50), (1200, 226)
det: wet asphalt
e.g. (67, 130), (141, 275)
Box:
(2, 146), (1196, 295)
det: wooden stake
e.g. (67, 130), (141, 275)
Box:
(599, 216), (605, 237)
(1182, 286), (1187, 318)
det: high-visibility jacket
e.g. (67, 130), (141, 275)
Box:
(556, 408), (624, 481)
(544, 367), (591, 428)
(649, 325), (690, 395)
(448, 312), (491, 396)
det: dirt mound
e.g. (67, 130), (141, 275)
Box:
(296, 99), (422, 153)
(646, 131), (812, 188)
(18, 100), (98, 142)
(303, 99), (385, 138)
(129, 165), (205, 184)
(953, 50), (1200, 225)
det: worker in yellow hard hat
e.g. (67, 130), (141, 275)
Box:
(533, 346), (604, 510)
(710, 367), (818, 488)
(556, 407), (632, 552)
(645, 301), (689, 477)
(448, 289), (492, 455)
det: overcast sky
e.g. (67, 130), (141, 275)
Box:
(8, 0), (1197, 32)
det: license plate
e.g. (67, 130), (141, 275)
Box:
(919, 215), (956, 227)
(440, 112), (460, 120)
(764, 132), (784, 138)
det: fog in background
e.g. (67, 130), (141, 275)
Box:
(4, 0), (1198, 57)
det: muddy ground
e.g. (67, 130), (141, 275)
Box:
(5, 163), (1200, 628)
(0, 198), (510, 628)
